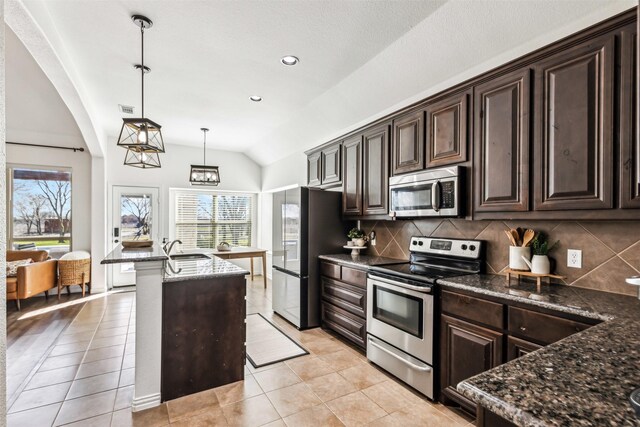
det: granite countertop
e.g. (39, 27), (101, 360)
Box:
(441, 274), (640, 426)
(318, 254), (407, 269)
(163, 253), (249, 282)
(101, 243), (169, 264)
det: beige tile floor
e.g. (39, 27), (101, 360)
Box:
(7, 278), (474, 426)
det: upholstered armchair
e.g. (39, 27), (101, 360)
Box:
(6, 250), (57, 310)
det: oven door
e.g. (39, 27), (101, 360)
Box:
(366, 275), (433, 364)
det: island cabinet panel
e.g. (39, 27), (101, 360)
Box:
(620, 25), (640, 208)
(474, 69), (531, 212)
(425, 90), (469, 168)
(307, 151), (322, 187)
(391, 109), (424, 175)
(321, 143), (342, 186)
(342, 135), (363, 216)
(533, 34), (615, 211)
(363, 124), (390, 215)
(507, 336), (542, 361)
(440, 314), (504, 413)
(161, 276), (246, 402)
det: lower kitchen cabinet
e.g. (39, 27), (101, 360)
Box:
(507, 336), (542, 361)
(320, 261), (367, 350)
(440, 314), (504, 413)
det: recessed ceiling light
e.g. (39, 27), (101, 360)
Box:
(250, 95), (262, 102)
(281, 55), (299, 66)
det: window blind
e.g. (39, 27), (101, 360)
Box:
(174, 191), (253, 249)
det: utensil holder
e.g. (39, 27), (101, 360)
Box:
(509, 246), (531, 271)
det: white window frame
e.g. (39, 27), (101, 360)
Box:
(169, 188), (258, 249)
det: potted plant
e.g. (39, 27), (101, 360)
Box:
(347, 228), (367, 247)
(523, 232), (559, 274)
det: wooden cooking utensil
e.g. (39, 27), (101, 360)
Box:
(522, 229), (536, 247)
(505, 230), (517, 246)
(510, 229), (521, 247)
(516, 227), (524, 245)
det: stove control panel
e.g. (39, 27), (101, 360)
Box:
(409, 237), (482, 259)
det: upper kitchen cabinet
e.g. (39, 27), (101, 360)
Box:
(306, 141), (342, 188)
(533, 34), (615, 211)
(425, 90), (470, 168)
(363, 124), (390, 215)
(474, 68), (531, 212)
(307, 151), (322, 187)
(342, 135), (363, 215)
(321, 143), (342, 186)
(391, 109), (424, 175)
(620, 24), (640, 208)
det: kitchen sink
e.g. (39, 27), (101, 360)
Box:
(169, 253), (210, 261)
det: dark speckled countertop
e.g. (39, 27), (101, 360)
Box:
(318, 254), (407, 269)
(163, 254), (248, 282)
(440, 274), (640, 427)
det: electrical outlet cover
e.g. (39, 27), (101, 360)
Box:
(567, 249), (582, 268)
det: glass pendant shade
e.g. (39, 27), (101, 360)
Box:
(189, 165), (220, 186)
(124, 148), (161, 168)
(117, 119), (165, 153)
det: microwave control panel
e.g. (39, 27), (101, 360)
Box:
(441, 181), (455, 209)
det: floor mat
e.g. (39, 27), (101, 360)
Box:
(246, 313), (308, 368)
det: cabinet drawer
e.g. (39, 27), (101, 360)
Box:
(341, 266), (367, 288)
(321, 277), (366, 318)
(442, 290), (504, 330)
(322, 302), (366, 349)
(320, 262), (341, 280)
(508, 307), (592, 345)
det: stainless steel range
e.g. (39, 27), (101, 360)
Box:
(367, 236), (485, 399)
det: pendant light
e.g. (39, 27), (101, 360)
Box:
(123, 149), (161, 169)
(118, 15), (165, 164)
(190, 128), (220, 186)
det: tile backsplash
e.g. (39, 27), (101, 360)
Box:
(361, 219), (640, 297)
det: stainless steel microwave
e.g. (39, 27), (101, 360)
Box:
(389, 166), (461, 218)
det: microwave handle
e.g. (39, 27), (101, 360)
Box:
(432, 180), (441, 212)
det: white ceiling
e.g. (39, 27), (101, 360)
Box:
(20, 0), (443, 155)
(14, 0), (637, 166)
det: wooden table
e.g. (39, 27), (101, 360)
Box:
(211, 247), (268, 288)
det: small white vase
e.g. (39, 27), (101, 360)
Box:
(529, 255), (550, 275)
(355, 238), (366, 247)
(509, 246), (531, 271)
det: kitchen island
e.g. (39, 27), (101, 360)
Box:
(101, 245), (249, 410)
(439, 275), (640, 427)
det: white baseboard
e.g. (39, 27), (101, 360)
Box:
(131, 392), (161, 412)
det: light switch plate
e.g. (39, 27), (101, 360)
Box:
(567, 249), (582, 268)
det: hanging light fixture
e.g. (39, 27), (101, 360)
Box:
(118, 15), (165, 163)
(190, 128), (220, 186)
(123, 149), (161, 169)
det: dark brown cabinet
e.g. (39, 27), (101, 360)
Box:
(533, 34), (615, 210)
(307, 151), (322, 187)
(321, 143), (342, 186)
(474, 69), (531, 212)
(425, 90), (469, 168)
(320, 261), (367, 350)
(620, 25), (640, 208)
(342, 136), (363, 215)
(391, 109), (424, 175)
(363, 124), (390, 215)
(440, 314), (504, 413)
(307, 142), (342, 188)
(507, 336), (542, 361)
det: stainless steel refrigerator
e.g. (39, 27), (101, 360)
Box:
(272, 187), (350, 329)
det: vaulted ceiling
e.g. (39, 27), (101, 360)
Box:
(9, 0), (636, 165)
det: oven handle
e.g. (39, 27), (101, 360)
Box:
(368, 275), (432, 294)
(368, 338), (432, 372)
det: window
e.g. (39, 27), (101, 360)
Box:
(173, 190), (254, 249)
(8, 166), (72, 257)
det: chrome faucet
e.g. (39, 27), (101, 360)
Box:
(163, 239), (182, 255)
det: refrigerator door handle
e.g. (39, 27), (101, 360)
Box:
(272, 265), (307, 279)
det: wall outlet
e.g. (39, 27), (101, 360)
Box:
(370, 230), (377, 246)
(567, 249), (582, 268)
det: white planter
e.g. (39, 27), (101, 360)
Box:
(528, 255), (551, 275)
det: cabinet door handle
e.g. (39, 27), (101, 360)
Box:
(520, 326), (527, 331)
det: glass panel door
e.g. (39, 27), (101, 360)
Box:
(283, 188), (301, 274)
(110, 186), (159, 287)
(373, 285), (424, 338)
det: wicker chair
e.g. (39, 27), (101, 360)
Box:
(58, 251), (91, 299)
